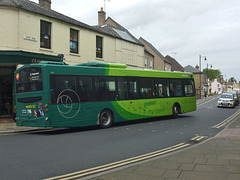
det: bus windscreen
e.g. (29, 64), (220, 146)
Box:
(16, 67), (43, 93)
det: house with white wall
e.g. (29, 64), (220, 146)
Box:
(211, 79), (223, 94)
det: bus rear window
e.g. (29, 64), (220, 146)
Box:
(16, 67), (43, 93)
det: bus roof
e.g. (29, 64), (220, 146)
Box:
(16, 61), (194, 79)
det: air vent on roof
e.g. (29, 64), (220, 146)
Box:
(39, 61), (68, 65)
(76, 62), (127, 69)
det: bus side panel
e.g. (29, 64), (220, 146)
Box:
(112, 98), (172, 121)
(112, 96), (196, 121)
(179, 96), (197, 113)
(48, 102), (118, 128)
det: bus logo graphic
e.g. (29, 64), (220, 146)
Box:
(57, 89), (80, 119)
(16, 73), (20, 80)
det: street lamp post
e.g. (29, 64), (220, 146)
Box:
(199, 55), (207, 99)
(206, 62), (212, 96)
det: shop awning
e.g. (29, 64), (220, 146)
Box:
(0, 50), (64, 64)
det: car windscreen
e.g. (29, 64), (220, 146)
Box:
(220, 94), (233, 99)
(16, 67), (43, 93)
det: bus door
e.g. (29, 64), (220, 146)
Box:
(182, 79), (196, 112)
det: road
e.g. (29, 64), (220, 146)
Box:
(1, 96), (240, 180)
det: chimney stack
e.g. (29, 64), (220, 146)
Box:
(39, 0), (51, 9)
(98, 7), (106, 26)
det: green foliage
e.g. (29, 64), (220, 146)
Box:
(203, 68), (222, 81)
(229, 77), (237, 83)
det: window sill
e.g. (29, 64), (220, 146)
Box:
(39, 48), (53, 52)
(69, 53), (81, 57)
(96, 57), (104, 61)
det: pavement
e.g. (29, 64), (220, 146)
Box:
(1, 95), (240, 180)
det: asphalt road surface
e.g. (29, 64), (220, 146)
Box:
(1, 96), (239, 180)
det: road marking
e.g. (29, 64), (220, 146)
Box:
(191, 136), (207, 141)
(197, 97), (217, 106)
(212, 109), (240, 128)
(44, 143), (190, 180)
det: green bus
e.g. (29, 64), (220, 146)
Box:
(14, 61), (196, 128)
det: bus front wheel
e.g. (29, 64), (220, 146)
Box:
(99, 109), (114, 128)
(172, 104), (180, 118)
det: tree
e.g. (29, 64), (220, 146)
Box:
(229, 77), (237, 83)
(202, 68), (222, 81)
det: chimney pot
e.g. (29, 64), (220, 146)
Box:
(39, 0), (51, 9)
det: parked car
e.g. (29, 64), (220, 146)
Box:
(217, 93), (237, 108)
(234, 90), (239, 98)
(228, 91), (239, 105)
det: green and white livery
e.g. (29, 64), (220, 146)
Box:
(14, 62), (196, 128)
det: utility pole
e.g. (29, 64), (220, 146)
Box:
(199, 55), (207, 99)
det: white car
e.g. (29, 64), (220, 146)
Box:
(217, 93), (237, 108)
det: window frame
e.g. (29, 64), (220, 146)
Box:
(70, 28), (79, 54)
(40, 20), (51, 49)
(96, 36), (103, 58)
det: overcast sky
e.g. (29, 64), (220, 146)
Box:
(32, 0), (240, 82)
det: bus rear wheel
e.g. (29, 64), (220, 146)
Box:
(99, 109), (114, 128)
(172, 104), (180, 118)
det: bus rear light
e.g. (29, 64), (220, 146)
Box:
(15, 106), (17, 109)
(49, 101), (51, 104)
(45, 109), (48, 113)
(45, 104), (48, 108)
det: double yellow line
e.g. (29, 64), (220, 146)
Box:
(45, 143), (190, 180)
(212, 109), (240, 128)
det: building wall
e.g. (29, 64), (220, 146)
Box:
(193, 73), (207, 99)
(0, 7), (144, 68)
(164, 62), (171, 71)
(211, 79), (223, 94)
(144, 51), (154, 69)
(139, 38), (165, 71)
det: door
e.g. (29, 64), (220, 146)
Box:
(0, 66), (16, 117)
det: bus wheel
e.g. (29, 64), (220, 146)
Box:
(99, 109), (114, 128)
(172, 104), (180, 118)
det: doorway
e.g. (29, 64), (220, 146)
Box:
(0, 66), (16, 117)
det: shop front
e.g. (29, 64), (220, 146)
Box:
(0, 50), (63, 119)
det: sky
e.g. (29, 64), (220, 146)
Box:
(31, 0), (240, 82)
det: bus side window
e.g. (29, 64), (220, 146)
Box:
(128, 79), (138, 99)
(169, 79), (182, 97)
(98, 77), (117, 101)
(184, 79), (195, 96)
(139, 78), (154, 99)
(50, 75), (78, 104)
(154, 79), (170, 98)
(117, 77), (128, 100)
(78, 76), (94, 102)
